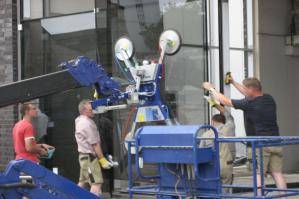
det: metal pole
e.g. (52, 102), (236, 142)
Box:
(127, 141), (133, 199)
(252, 142), (258, 198)
(243, 0), (249, 78)
(204, 0), (210, 123)
(218, 0), (224, 93)
(259, 147), (265, 196)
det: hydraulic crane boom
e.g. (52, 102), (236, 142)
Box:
(0, 29), (182, 199)
(0, 58), (130, 108)
(0, 70), (80, 108)
(0, 160), (100, 199)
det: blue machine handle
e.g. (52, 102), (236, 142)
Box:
(133, 125), (221, 181)
(193, 125), (221, 185)
(134, 128), (160, 180)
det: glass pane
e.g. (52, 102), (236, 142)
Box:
(22, 13), (97, 78)
(209, 48), (220, 120)
(22, 0), (43, 20)
(247, 0), (253, 48)
(44, 0), (94, 17)
(109, 0), (207, 122)
(162, 1), (205, 45)
(95, 0), (208, 179)
(22, 0), (95, 21)
(209, 48), (220, 91)
(208, 0), (219, 47)
(248, 52), (254, 77)
(229, 0), (244, 48)
(229, 50), (246, 157)
(22, 0), (208, 182)
(21, 9), (98, 181)
(230, 50), (245, 99)
(165, 47), (208, 124)
(22, 21), (44, 78)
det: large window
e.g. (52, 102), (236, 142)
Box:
(21, 0), (209, 183)
(107, 0), (208, 124)
(97, 0), (209, 180)
(22, 0), (94, 20)
(228, 0), (254, 157)
(20, 0), (255, 183)
(21, 1), (98, 183)
(208, 0), (254, 157)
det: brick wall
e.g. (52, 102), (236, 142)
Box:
(0, 0), (18, 171)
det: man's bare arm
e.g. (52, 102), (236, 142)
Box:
(92, 143), (104, 159)
(93, 142), (112, 169)
(213, 104), (227, 115)
(41, 143), (54, 150)
(231, 79), (250, 97)
(210, 89), (233, 107)
(202, 82), (233, 107)
(25, 138), (47, 155)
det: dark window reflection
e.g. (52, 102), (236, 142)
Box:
(98, 0), (208, 180)
(21, 8), (98, 183)
(21, 0), (208, 186)
(22, 0), (94, 20)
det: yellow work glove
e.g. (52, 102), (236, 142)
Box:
(99, 157), (112, 169)
(224, 72), (233, 85)
(204, 95), (219, 107)
(93, 89), (99, 99)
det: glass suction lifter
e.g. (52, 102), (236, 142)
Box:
(158, 29), (181, 64)
(114, 37), (135, 82)
(158, 29), (181, 126)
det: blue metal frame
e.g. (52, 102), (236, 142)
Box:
(12, 55), (297, 199)
(217, 136), (299, 198)
(127, 126), (299, 199)
(136, 63), (169, 121)
(61, 57), (169, 121)
(0, 159), (101, 199)
(127, 125), (221, 199)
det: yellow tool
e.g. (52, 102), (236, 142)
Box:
(93, 89), (99, 99)
(204, 95), (219, 107)
(224, 72), (232, 85)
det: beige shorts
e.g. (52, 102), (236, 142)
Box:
(220, 160), (233, 193)
(78, 154), (103, 185)
(247, 147), (283, 174)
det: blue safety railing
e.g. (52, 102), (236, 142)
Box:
(217, 136), (299, 199)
